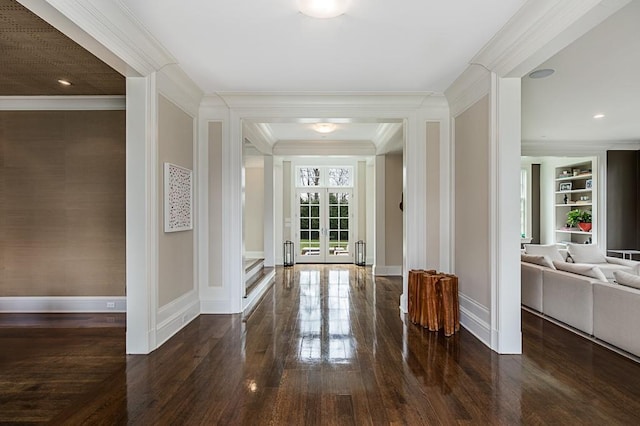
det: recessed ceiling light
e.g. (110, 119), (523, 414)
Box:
(57, 79), (72, 86)
(528, 69), (555, 79)
(298, 0), (349, 19)
(313, 123), (337, 133)
(593, 114), (605, 119)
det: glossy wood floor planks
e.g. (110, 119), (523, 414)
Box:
(1, 266), (640, 424)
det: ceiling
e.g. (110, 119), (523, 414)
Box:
(120, 0), (526, 93)
(0, 0), (124, 95)
(522, 0), (640, 143)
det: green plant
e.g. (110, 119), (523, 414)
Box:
(566, 209), (582, 227)
(567, 209), (592, 227)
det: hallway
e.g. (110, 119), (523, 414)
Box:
(2, 265), (640, 424)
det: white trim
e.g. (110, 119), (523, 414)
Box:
(445, 65), (491, 118)
(200, 299), (236, 314)
(473, 0), (630, 78)
(372, 265), (402, 276)
(0, 296), (126, 313)
(522, 140), (640, 156)
(274, 140), (376, 157)
(157, 66), (203, 117)
(156, 295), (200, 348)
(215, 92), (435, 109)
(242, 269), (276, 314)
(244, 251), (265, 259)
(41, 0), (176, 76)
(459, 293), (491, 346)
(0, 96), (125, 110)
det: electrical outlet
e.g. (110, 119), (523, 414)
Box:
(106, 302), (116, 309)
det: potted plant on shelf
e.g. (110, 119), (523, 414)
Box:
(566, 209), (582, 229)
(578, 210), (592, 232)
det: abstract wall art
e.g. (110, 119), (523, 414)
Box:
(164, 162), (193, 232)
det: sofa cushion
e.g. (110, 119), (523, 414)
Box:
(567, 243), (607, 264)
(524, 244), (564, 263)
(521, 254), (556, 269)
(614, 270), (640, 289)
(593, 263), (635, 280)
(553, 261), (607, 282)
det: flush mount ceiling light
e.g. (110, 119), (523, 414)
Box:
(528, 68), (555, 79)
(313, 123), (337, 133)
(593, 114), (605, 119)
(298, 0), (349, 19)
(57, 79), (72, 86)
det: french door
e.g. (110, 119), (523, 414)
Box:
(296, 189), (353, 263)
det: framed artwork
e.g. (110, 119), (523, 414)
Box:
(559, 182), (572, 191)
(164, 162), (193, 232)
(586, 179), (593, 189)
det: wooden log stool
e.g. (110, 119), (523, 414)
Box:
(408, 269), (460, 336)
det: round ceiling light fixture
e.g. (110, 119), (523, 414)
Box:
(313, 123), (337, 133)
(528, 68), (555, 79)
(298, 0), (349, 19)
(593, 113), (605, 119)
(57, 79), (72, 86)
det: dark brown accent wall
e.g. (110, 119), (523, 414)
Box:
(0, 110), (125, 296)
(607, 150), (639, 250)
(531, 164), (541, 244)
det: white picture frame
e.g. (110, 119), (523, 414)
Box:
(164, 162), (193, 232)
(559, 182), (572, 191)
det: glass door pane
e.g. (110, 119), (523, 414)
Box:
(298, 191), (321, 260)
(327, 191), (352, 262)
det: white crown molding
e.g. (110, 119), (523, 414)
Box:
(40, 0), (177, 76)
(470, 0), (629, 77)
(157, 65), (203, 117)
(522, 139), (640, 156)
(0, 296), (126, 313)
(256, 123), (277, 144)
(243, 122), (275, 153)
(215, 92), (435, 110)
(445, 65), (491, 118)
(273, 140), (376, 156)
(0, 95), (125, 111)
(372, 122), (403, 150)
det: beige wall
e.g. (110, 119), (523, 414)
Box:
(157, 95), (194, 306)
(208, 121), (223, 287)
(385, 153), (403, 266)
(244, 166), (265, 253)
(0, 110), (125, 296)
(454, 95), (490, 308)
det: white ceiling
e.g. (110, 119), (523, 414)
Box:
(522, 0), (640, 143)
(120, 0), (526, 93)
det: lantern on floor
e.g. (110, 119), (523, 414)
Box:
(284, 240), (294, 267)
(355, 240), (366, 266)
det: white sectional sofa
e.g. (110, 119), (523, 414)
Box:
(521, 244), (640, 358)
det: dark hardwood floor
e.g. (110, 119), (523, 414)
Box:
(2, 265), (640, 424)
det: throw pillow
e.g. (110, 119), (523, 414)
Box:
(566, 243), (607, 264)
(613, 270), (640, 290)
(524, 244), (564, 263)
(521, 254), (556, 269)
(553, 261), (607, 282)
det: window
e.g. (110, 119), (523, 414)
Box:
(296, 166), (353, 188)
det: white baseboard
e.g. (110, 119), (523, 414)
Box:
(459, 293), (491, 348)
(372, 265), (402, 276)
(201, 299), (240, 314)
(156, 290), (200, 348)
(244, 251), (264, 259)
(0, 296), (126, 313)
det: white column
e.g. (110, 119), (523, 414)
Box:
(402, 115), (428, 312)
(490, 75), (522, 354)
(274, 161), (284, 265)
(125, 74), (158, 354)
(373, 155), (386, 275)
(263, 156), (275, 267)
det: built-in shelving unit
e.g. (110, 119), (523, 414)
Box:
(554, 160), (596, 245)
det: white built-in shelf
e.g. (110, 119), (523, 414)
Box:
(555, 229), (592, 235)
(555, 173), (592, 182)
(555, 189), (592, 195)
(555, 203), (592, 207)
